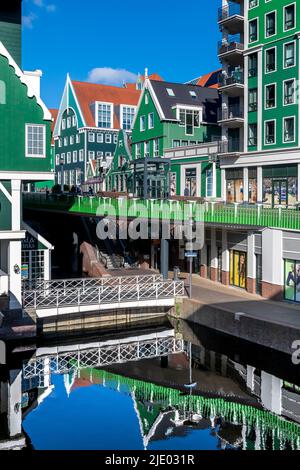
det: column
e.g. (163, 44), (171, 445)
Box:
(261, 229), (283, 299)
(221, 168), (226, 202)
(11, 180), (21, 231)
(243, 167), (249, 203)
(261, 371), (282, 415)
(257, 49), (263, 152)
(210, 228), (218, 281)
(7, 370), (22, 438)
(221, 229), (230, 285)
(247, 232), (256, 293)
(246, 365), (255, 392)
(257, 166), (263, 203)
(212, 162), (217, 198)
(244, 55), (249, 153)
(8, 240), (22, 310)
(200, 242), (207, 278)
(160, 237), (169, 280)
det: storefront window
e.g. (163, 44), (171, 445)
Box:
(184, 168), (197, 197)
(170, 172), (177, 196)
(248, 169), (257, 203)
(226, 169), (244, 203)
(263, 176), (297, 207)
(230, 250), (247, 289)
(284, 259), (300, 303)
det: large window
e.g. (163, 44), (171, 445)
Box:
(284, 79), (296, 105)
(284, 42), (295, 68)
(265, 11), (276, 37)
(265, 120), (276, 145)
(248, 123), (257, 147)
(248, 53), (258, 77)
(265, 47), (276, 72)
(248, 88), (257, 111)
(25, 124), (46, 158)
(284, 4), (295, 31)
(206, 168), (213, 197)
(97, 103), (112, 128)
(283, 117), (295, 143)
(249, 18), (258, 43)
(179, 108), (200, 135)
(122, 106), (135, 130)
(226, 168), (244, 203)
(265, 84), (276, 109)
(184, 168), (197, 197)
(153, 139), (159, 157)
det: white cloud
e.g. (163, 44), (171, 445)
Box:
(32, 0), (56, 12)
(87, 68), (138, 86)
(46, 4), (56, 12)
(22, 12), (37, 29)
(32, 0), (44, 6)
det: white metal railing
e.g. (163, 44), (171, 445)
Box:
(22, 336), (185, 379)
(23, 274), (163, 292)
(22, 280), (185, 311)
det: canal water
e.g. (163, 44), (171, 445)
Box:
(1, 318), (300, 450)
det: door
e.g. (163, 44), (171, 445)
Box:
(217, 247), (222, 282)
(256, 254), (262, 295)
(230, 250), (247, 289)
(273, 179), (288, 207)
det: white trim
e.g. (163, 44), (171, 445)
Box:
(95, 101), (114, 129)
(283, 40), (296, 69)
(282, 115), (296, 144)
(22, 223), (54, 250)
(283, 2), (297, 33)
(0, 182), (12, 203)
(264, 9), (277, 40)
(0, 171), (54, 181)
(0, 41), (51, 121)
(25, 124), (46, 159)
(0, 231), (26, 240)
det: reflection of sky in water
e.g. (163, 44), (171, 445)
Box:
(23, 375), (222, 451)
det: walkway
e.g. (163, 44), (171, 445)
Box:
(180, 275), (300, 330)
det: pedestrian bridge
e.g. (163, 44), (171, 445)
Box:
(22, 274), (185, 318)
(22, 329), (185, 380)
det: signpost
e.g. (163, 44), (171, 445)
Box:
(185, 251), (197, 298)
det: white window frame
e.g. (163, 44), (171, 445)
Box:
(264, 119), (276, 146)
(25, 124), (46, 158)
(79, 149), (84, 162)
(97, 133), (103, 143)
(265, 46), (277, 74)
(249, 17), (259, 44)
(283, 78), (296, 106)
(140, 115), (146, 132)
(88, 132), (95, 143)
(105, 133), (112, 144)
(283, 116), (296, 144)
(67, 152), (72, 164)
(120, 104), (136, 131)
(67, 117), (72, 128)
(148, 112), (154, 129)
(95, 101), (114, 129)
(264, 82), (277, 110)
(264, 10), (277, 39)
(283, 40), (296, 69)
(283, 3), (296, 32)
(73, 150), (78, 163)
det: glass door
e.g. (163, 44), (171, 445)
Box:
(273, 179), (288, 207)
(230, 250), (247, 289)
(256, 254), (262, 295)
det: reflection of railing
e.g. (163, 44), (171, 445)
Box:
(23, 280), (185, 311)
(22, 336), (184, 378)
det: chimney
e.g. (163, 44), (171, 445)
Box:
(0, 1), (22, 67)
(23, 70), (43, 98)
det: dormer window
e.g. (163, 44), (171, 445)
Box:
(0, 80), (6, 104)
(121, 105), (136, 130)
(178, 107), (201, 136)
(189, 91), (197, 99)
(97, 102), (113, 129)
(167, 88), (175, 97)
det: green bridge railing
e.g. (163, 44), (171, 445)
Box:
(23, 193), (300, 231)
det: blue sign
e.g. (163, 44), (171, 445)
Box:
(185, 251), (198, 258)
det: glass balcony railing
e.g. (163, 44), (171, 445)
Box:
(219, 71), (244, 87)
(218, 138), (243, 154)
(218, 3), (243, 22)
(218, 35), (244, 55)
(218, 105), (244, 121)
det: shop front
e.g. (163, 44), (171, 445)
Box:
(226, 168), (244, 203)
(230, 250), (247, 289)
(262, 165), (297, 207)
(284, 259), (300, 303)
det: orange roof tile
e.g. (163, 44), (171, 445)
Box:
(49, 108), (58, 144)
(196, 69), (221, 88)
(72, 81), (141, 128)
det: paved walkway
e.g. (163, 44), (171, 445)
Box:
(178, 274), (300, 330)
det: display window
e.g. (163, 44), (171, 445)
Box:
(284, 259), (300, 303)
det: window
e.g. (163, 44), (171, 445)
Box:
(97, 133), (103, 143)
(76, 134), (80, 144)
(179, 108), (200, 135)
(283, 117), (295, 143)
(145, 94), (149, 105)
(248, 123), (257, 146)
(249, 0), (258, 8)
(88, 151), (95, 160)
(67, 117), (71, 128)
(265, 47), (276, 72)
(136, 143), (141, 158)
(122, 106), (135, 130)
(79, 149), (84, 161)
(61, 153), (65, 164)
(70, 135), (74, 145)
(284, 260), (300, 303)
(206, 169), (213, 197)
(58, 138), (62, 148)
(248, 54), (258, 77)
(153, 139), (159, 157)
(64, 136), (68, 146)
(284, 4), (295, 31)
(97, 151), (103, 158)
(173, 140), (181, 147)
(248, 89), (258, 112)
(284, 79), (296, 105)
(105, 152), (112, 158)
(67, 152), (71, 164)
(0, 80), (6, 104)
(166, 88), (175, 96)
(140, 115), (146, 131)
(72, 115), (77, 127)
(189, 90), (197, 99)
(113, 134), (118, 144)
(73, 151), (78, 163)
(55, 154), (60, 166)
(265, 84), (276, 108)
(265, 11), (276, 37)
(25, 125), (46, 158)
(62, 119), (66, 130)
(97, 103), (112, 128)
(105, 134), (112, 144)
(88, 132), (95, 143)
(249, 18), (258, 43)
(144, 141), (150, 158)
(265, 120), (276, 145)
(284, 42), (295, 68)
(148, 113), (154, 129)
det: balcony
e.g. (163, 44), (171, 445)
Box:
(218, 138), (243, 156)
(218, 105), (244, 128)
(218, 3), (244, 34)
(218, 36), (244, 65)
(219, 71), (244, 96)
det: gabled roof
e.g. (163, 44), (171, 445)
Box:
(72, 80), (141, 128)
(149, 80), (220, 123)
(186, 69), (221, 88)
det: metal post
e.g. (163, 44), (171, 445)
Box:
(160, 236), (169, 280)
(189, 257), (193, 298)
(143, 156), (148, 199)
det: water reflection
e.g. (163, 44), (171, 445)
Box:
(0, 319), (300, 450)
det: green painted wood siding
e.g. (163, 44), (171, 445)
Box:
(0, 54), (52, 172)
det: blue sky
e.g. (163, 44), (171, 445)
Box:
(22, 0), (220, 109)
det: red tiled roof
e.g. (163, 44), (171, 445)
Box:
(72, 81), (141, 128)
(49, 108), (58, 144)
(196, 69), (221, 88)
